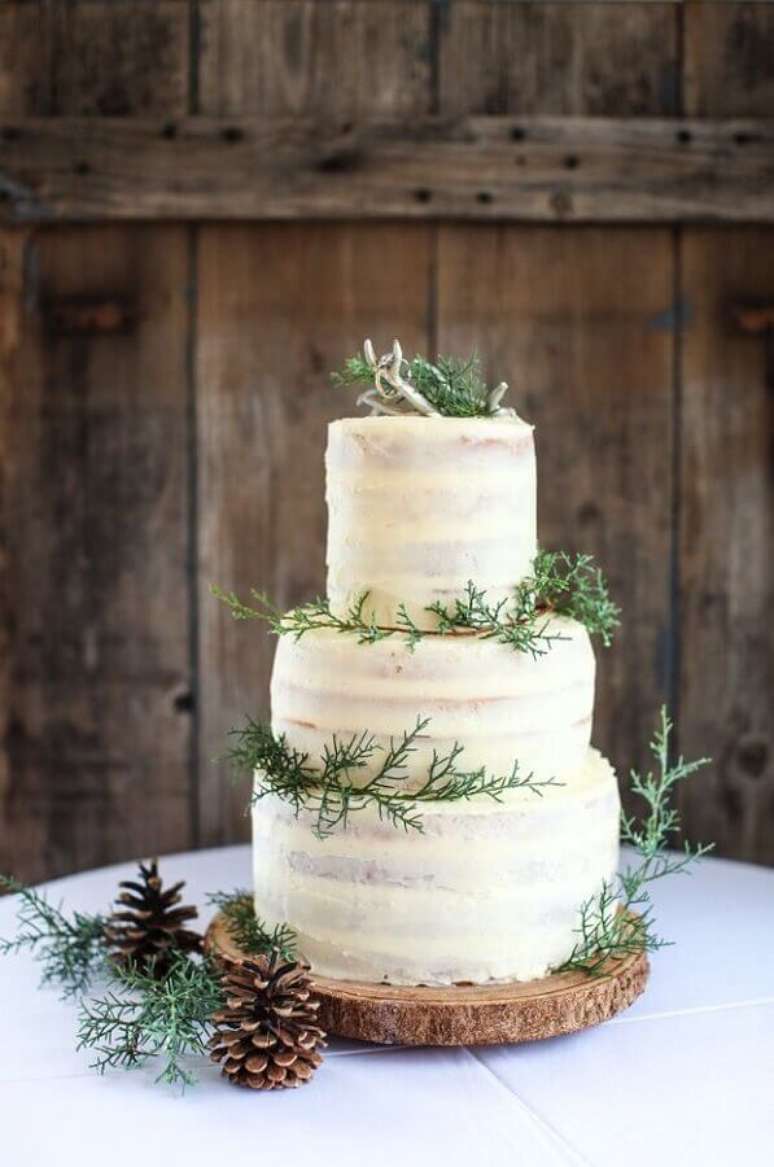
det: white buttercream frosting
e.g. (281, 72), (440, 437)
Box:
(271, 616), (595, 788)
(252, 747), (620, 985)
(325, 415), (537, 630)
(250, 411), (621, 988)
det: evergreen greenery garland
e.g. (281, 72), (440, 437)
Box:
(213, 549), (620, 656)
(228, 715), (560, 839)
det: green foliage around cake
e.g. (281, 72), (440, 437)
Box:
(0, 876), (107, 998)
(427, 551), (619, 652)
(77, 888), (300, 1088)
(212, 548), (620, 656)
(77, 949), (224, 1088)
(332, 349), (498, 418)
(212, 585), (396, 645)
(228, 715), (560, 839)
(205, 890), (297, 963)
(558, 708), (712, 976)
(0, 871), (303, 1090)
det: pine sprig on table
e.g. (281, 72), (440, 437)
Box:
(558, 708), (712, 976)
(0, 865), (301, 1092)
(0, 876), (107, 997)
(229, 715), (560, 839)
(213, 550), (619, 655)
(77, 950), (224, 1088)
(205, 890), (297, 963)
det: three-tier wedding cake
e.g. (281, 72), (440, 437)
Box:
(249, 342), (620, 987)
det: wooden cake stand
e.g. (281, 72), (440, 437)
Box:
(205, 912), (650, 1046)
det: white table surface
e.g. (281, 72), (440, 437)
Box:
(1, 845), (772, 1167)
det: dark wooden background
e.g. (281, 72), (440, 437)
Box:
(1, 1), (772, 883)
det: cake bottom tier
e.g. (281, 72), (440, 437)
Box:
(251, 748), (620, 986)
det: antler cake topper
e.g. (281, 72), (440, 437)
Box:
(354, 338), (519, 419)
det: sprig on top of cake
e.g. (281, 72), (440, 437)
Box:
(215, 339), (710, 987)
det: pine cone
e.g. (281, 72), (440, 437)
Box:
(209, 953), (326, 1090)
(104, 859), (201, 978)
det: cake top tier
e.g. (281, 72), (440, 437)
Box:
(329, 411), (534, 453)
(325, 411), (537, 631)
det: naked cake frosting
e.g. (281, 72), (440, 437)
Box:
(249, 348), (620, 987)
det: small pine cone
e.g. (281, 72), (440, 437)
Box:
(104, 859), (201, 978)
(209, 953), (326, 1090)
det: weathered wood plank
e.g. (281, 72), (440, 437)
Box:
(0, 228), (30, 878)
(0, 114), (772, 223)
(677, 227), (774, 863)
(675, 5), (774, 862)
(51, 1), (190, 116)
(436, 226), (674, 787)
(0, 3), (53, 115)
(0, 1), (195, 883)
(195, 223), (433, 844)
(199, 0), (431, 118)
(439, 1), (679, 117)
(0, 225), (193, 883)
(684, 1), (774, 117)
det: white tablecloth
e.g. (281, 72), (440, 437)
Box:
(1, 845), (772, 1167)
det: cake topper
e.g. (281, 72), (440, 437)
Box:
(331, 338), (521, 419)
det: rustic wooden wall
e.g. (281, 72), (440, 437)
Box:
(0, 1), (772, 883)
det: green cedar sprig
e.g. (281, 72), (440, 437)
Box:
(1, 872), (300, 1091)
(558, 708), (712, 976)
(522, 550), (620, 646)
(426, 580), (561, 658)
(205, 890), (297, 963)
(212, 549), (619, 656)
(332, 351), (494, 418)
(0, 876), (107, 998)
(425, 550), (619, 654)
(77, 950), (224, 1088)
(211, 585), (393, 646)
(229, 715), (560, 839)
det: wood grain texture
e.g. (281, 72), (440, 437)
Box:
(677, 6), (774, 863)
(206, 910), (650, 1046)
(1, 115), (773, 223)
(684, 1), (774, 117)
(0, 3), (53, 116)
(676, 227), (774, 863)
(51, 1), (190, 116)
(0, 1), (195, 883)
(0, 10), (50, 880)
(438, 1), (679, 118)
(0, 226), (193, 883)
(195, 222), (433, 845)
(0, 229), (30, 877)
(199, 0), (431, 118)
(435, 227), (674, 791)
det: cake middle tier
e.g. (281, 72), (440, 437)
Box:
(271, 615), (595, 789)
(325, 414), (536, 629)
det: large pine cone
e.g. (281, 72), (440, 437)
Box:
(209, 954), (326, 1090)
(104, 859), (201, 978)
